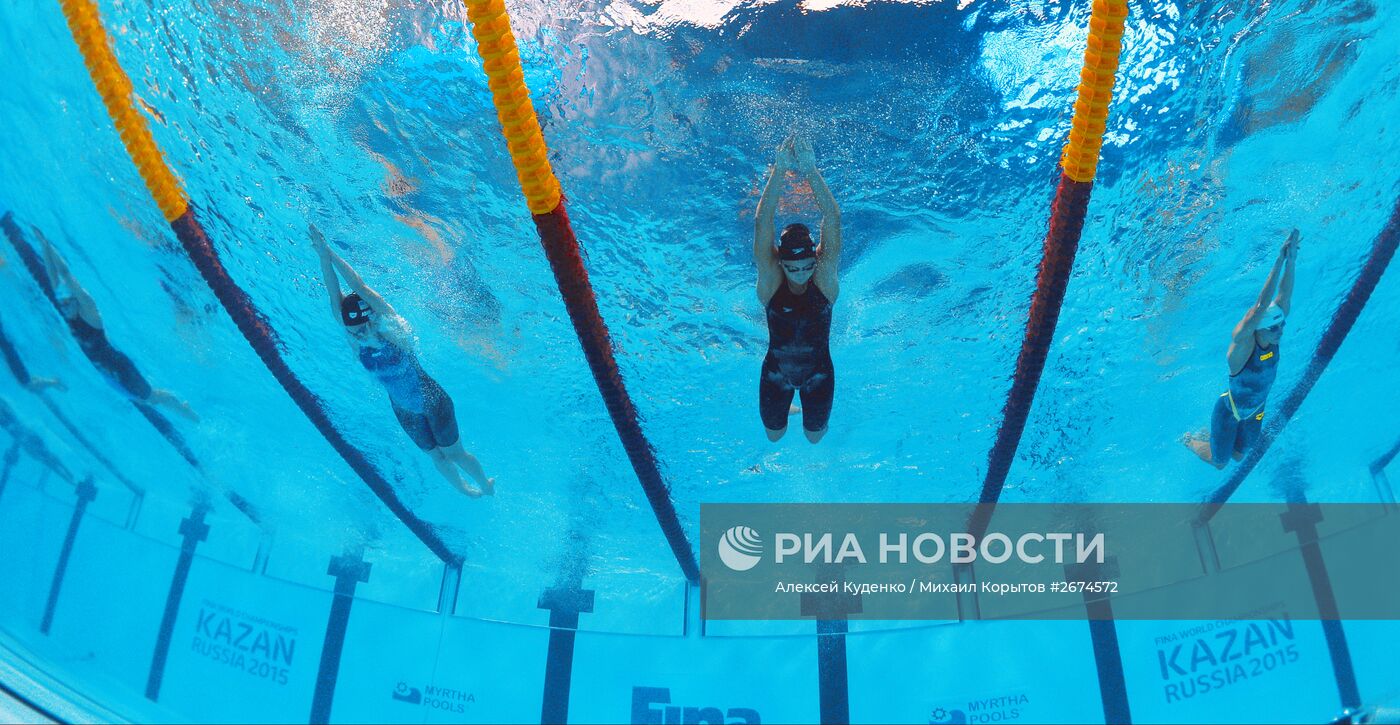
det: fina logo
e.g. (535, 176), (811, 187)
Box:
(719, 526), (763, 571)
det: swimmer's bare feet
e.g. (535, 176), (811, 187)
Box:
(789, 404), (801, 416)
(483, 477), (496, 496)
(1181, 430), (1223, 468)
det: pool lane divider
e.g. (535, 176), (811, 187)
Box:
(144, 502), (209, 702)
(309, 549), (371, 725)
(969, 0), (1129, 539)
(1068, 558), (1131, 724)
(460, 0), (698, 583)
(52, 0), (458, 567)
(39, 476), (97, 635)
(1199, 194), (1400, 520)
(1280, 502), (1361, 711)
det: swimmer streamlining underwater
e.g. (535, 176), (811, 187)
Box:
(754, 135), (842, 443)
(1184, 229), (1300, 468)
(37, 232), (198, 421)
(310, 224), (494, 497)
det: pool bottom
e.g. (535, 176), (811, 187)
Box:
(3, 473), (1398, 724)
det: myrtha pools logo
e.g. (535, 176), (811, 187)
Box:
(718, 526), (763, 571)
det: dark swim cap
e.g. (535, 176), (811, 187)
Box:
(341, 293), (371, 326)
(778, 223), (816, 261)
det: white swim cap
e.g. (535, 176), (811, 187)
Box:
(1258, 303), (1286, 330)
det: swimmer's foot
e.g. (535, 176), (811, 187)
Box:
(482, 477), (496, 496)
(789, 404), (801, 416)
(1181, 431), (1221, 468)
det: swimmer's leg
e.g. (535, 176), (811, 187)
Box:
(1183, 432), (1216, 466)
(25, 377), (65, 393)
(428, 447), (481, 498)
(1233, 410), (1265, 462)
(444, 440), (493, 496)
(149, 388), (199, 422)
(799, 364), (834, 445)
(759, 355), (794, 442)
(1188, 393), (1236, 469)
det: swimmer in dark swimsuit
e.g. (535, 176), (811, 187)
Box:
(753, 135), (842, 443)
(1185, 229), (1300, 468)
(38, 234), (197, 421)
(311, 224), (494, 497)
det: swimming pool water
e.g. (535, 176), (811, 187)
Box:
(0, 0), (1397, 722)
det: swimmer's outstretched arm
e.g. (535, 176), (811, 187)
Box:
(309, 224), (404, 323)
(1274, 229), (1299, 315)
(1227, 231), (1294, 369)
(309, 224), (345, 323)
(793, 136), (842, 300)
(36, 231), (102, 327)
(754, 138), (792, 299)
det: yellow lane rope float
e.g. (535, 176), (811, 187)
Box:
(57, 0), (188, 221)
(461, 0), (563, 215)
(1060, 0), (1130, 183)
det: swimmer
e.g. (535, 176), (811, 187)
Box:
(310, 224), (494, 497)
(37, 234), (197, 421)
(753, 135), (842, 443)
(1185, 229), (1300, 468)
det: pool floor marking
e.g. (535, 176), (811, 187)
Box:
(1370, 438), (1400, 505)
(1280, 503), (1361, 710)
(815, 620), (850, 725)
(39, 396), (144, 499)
(802, 569), (856, 725)
(39, 477), (97, 636)
(48, 0), (459, 564)
(1202, 194), (1400, 518)
(1068, 558), (1131, 724)
(309, 550), (371, 725)
(538, 583), (595, 724)
(952, 562), (981, 620)
(145, 504), (209, 702)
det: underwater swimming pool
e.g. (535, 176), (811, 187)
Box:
(0, 0), (1398, 722)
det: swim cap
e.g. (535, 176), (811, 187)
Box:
(778, 223), (816, 261)
(1257, 303), (1286, 330)
(341, 293), (371, 326)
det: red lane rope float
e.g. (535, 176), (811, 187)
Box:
(968, 0), (1128, 541)
(531, 206), (700, 583)
(1199, 195), (1400, 522)
(52, 0), (458, 566)
(461, 0), (699, 583)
